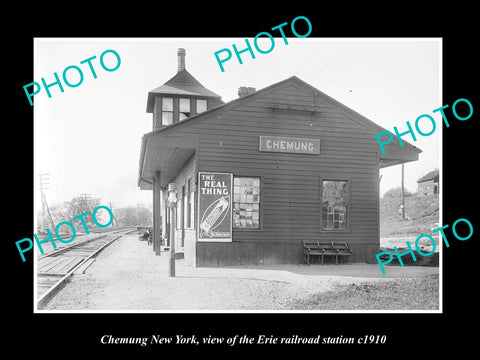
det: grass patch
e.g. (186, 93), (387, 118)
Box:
(380, 194), (439, 237)
(378, 249), (439, 267)
(287, 274), (439, 310)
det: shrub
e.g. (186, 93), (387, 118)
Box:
(383, 187), (414, 199)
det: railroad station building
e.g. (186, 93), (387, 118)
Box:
(137, 48), (421, 267)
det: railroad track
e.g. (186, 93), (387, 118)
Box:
(36, 228), (136, 309)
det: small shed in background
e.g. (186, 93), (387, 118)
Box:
(417, 170), (439, 196)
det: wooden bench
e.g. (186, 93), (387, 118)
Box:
(303, 240), (353, 265)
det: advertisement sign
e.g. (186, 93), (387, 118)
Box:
(198, 172), (232, 242)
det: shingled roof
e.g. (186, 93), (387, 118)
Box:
(146, 67), (222, 113)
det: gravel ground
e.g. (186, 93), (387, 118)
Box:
(41, 234), (439, 311)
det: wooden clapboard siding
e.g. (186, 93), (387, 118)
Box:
(171, 153), (197, 266)
(196, 241), (379, 266)
(196, 241), (306, 267)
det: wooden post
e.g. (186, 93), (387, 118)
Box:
(154, 172), (162, 255)
(401, 164), (405, 220)
(169, 202), (176, 277)
(168, 183), (176, 277)
(161, 189), (167, 245)
(152, 177), (156, 252)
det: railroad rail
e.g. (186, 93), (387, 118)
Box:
(36, 228), (136, 309)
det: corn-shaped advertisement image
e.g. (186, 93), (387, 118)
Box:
(199, 196), (230, 237)
(198, 172), (232, 242)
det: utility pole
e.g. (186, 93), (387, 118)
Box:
(79, 193), (91, 212)
(108, 202), (119, 227)
(80, 193), (91, 201)
(38, 173), (55, 231)
(39, 173), (48, 214)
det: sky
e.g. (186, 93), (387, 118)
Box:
(34, 37), (441, 213)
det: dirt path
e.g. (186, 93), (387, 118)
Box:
(41, 234), (439, 311)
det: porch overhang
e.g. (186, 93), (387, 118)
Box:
(138, 133), (196, 190)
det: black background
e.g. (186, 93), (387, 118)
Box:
(5, 4), (478, 356)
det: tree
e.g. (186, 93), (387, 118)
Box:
(115, 205), (153, 227)
(383, 187), (413, 199)
(67, 196), (101, 218)
(39, 196), (103, 233)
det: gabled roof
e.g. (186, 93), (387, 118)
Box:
(417, 170), (439, 183)
(144, 75), (421, 155)
(146, 69), (222, 113)
(139, 75), (422, 189)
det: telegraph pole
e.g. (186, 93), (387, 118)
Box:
(38, 173), (55, 230)
(108, 202), (119, 227)
(79, 193), (91, 212)
(39, 173), (48, 213)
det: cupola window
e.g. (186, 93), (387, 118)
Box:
(196, 99), (207, 114)
(162, 97), (173, 125)
(179, 98), (191, 121)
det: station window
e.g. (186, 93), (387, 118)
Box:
(233, 177), (260, 229)
(183, 185), (189, 231)
(176, 187), (183, 231)
(162, 97), (173, 125)
(321, 180), (348, 230)
(190, 179), (195, 228)
(179, 98), (190, 121)
(196, 99), (207, 114)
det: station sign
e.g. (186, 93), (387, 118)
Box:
(259, 136), (320, 154)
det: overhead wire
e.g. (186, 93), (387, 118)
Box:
(320, 46), (369, 87)
(309, 42), (351, 84)
(293, 41), (327, 77)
